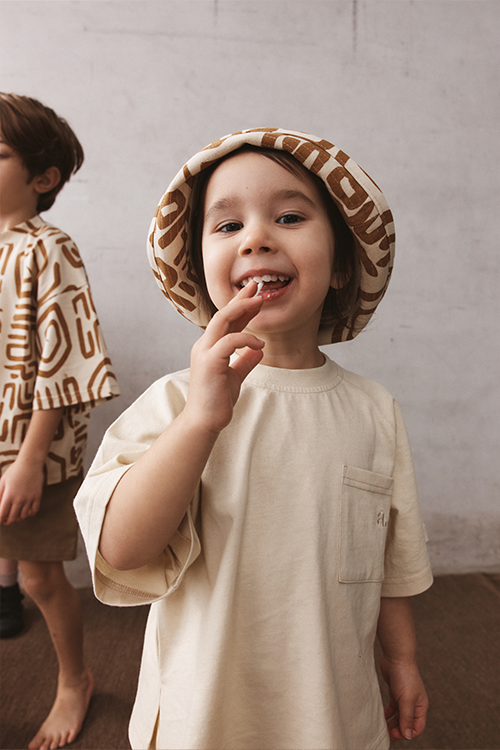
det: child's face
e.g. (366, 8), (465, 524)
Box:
(201, 151), (337, 347)
(0, 134), (38, 226)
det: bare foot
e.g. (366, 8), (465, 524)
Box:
(28, 668), (94, 750)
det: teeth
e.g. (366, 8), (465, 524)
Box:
(241, 274), (289, 287)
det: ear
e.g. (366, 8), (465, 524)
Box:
(31, 166), (61, 195)
(330, 269), (351, 290)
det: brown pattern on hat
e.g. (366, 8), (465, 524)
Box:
(148, 128), (395, 344)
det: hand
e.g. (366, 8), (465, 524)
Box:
(184, 281), (265, 435)
(0, 456), (45, 525)
(380, 654), (429, 741)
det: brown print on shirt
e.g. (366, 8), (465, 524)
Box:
(0, 218), (119, 484)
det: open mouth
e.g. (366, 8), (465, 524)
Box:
(240, 274), (291, 293)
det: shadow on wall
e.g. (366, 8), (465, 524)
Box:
(426, 513), (500, 575)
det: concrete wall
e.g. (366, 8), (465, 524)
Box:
(1, 0), (498, 582)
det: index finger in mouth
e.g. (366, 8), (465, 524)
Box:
(229, 279), (259, 302)
(206, 292), (263, 341)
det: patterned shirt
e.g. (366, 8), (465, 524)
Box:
(0, 216), (120, 484)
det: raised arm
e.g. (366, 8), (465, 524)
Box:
(99, 283), (264, 571)
(377, 596), (429, 742)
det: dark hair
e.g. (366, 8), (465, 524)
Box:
(0, 93), (84, 212)
(188, 145), (360, 330)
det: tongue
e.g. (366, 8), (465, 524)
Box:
(262, 280), (288, 292)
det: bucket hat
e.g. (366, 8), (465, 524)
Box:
(148, 128), (395, 344)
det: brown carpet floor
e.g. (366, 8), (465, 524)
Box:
(1, 574), (499, 750)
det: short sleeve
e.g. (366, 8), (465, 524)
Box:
(74, 373), (202, 606)
(33, 228), (119, 411)
(381, 401), (433, 597)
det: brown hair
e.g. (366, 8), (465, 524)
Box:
(188, 145), (360, 329)
(0, 93), (84, 212)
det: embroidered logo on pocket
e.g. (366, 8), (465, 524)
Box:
(376, 511), (388, 527)
(339, 465), (394, 583)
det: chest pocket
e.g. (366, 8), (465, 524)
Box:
(339, 464), (394, 583)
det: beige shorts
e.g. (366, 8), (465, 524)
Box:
(0, 473), (82, 562)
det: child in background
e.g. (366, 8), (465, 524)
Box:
(0, 93), (120, 749)
(75, 128), (433, 750)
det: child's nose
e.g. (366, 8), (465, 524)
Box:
(238, 224), (273, 256)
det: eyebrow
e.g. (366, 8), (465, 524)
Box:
(204, 198), (237, 223)
(274, 188), (316, 208)
(204, 188), (317, 222)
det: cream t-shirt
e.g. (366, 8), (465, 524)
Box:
(76, 356), (432, 750)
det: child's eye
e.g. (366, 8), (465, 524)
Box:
(277, 213), (303, 225)
(217, 221), (242, 233)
